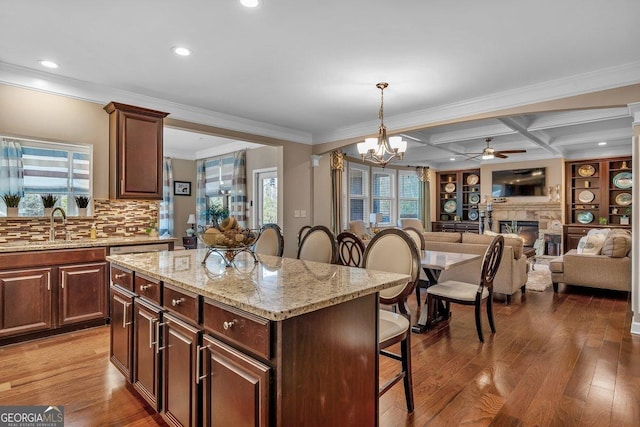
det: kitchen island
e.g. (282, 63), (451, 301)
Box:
(107, 249), (411, 427)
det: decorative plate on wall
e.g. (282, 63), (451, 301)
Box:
(444, 182), (456, 193)
(466, 174), (479, 185)
(469, 193), (481, 204)
(468, 210), (479, 221)
(578, 190), (595, 203)
(613, 172), (632, 189)
(615, 192), (632, 206)
(443, 200), (457, 213)
(577, 211), (594, 224)
(578, 164), (595, 177)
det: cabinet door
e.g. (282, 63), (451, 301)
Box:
(58, 262), (107, 325)
(0, 268), (52, 338)
(133, 298), (162, 411)
(202, 335), (270, 427)
(162, 313), (200, 427)
(110, 285), (134, 382)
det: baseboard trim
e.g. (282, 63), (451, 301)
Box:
(631, 320), (640, 336)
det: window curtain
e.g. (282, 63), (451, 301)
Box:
(195, 159), (207, 229)
(229, 150), (247, 227)
(159, 157), (174, 236)
(0, 139), (25, 197)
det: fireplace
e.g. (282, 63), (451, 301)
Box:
(499, 220), (538, 248)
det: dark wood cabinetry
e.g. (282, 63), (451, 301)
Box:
(433, 169), (481, 232)
(202, 335), (270, 427)
(162, 312), (201, 427)
(104, 102), (169, 200)
(133, 297), (163, 411)
(0, 268), (52, 338)
(110, 285), (135, 382)
(0, 248), (108, 344)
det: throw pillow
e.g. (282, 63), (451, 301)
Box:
(576, 234), (607, 255)
(601, 234), (632, 258)
(587, 228), (610, 238)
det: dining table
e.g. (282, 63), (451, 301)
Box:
(411, 250), (480, 334)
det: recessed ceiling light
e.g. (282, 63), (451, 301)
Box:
(449, 157), (456, 161)
(38, 60), (59, 69)
(171, 46), (191, 56)
(598, 141), (607, 146)
(240, 0), (260, 7)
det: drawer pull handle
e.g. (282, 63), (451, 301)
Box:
(172, 298), (185, 306)
(114, 273), (127, 279)
(140, 284), (152, 291)
(223, 320), (236, 330)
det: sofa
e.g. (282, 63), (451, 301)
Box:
(549, 229), (631, 292)
(421, 232), (528, 304)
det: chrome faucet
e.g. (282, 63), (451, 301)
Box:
(49, 207), (69, 241)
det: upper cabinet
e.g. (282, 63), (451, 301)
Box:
(565, 156), (632, 226)
(104, 102), (169, 200)
(436, 168), (481, 222)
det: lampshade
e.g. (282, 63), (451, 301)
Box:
(186, 214), (196, 224)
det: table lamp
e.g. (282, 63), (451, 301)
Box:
(186, 214), (196, 236)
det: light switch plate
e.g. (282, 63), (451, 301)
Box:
(294, 210), (300, 218)
(126, 226), (137, 232)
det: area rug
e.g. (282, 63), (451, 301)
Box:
(526, 264), (552, 292)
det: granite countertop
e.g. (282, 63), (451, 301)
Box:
(0, 236), (178, 253)
(107, 249), (411, 321)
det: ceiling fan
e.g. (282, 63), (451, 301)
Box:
(468, 137), (527, 160)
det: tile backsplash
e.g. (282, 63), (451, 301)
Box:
(0, 199), (159, 243)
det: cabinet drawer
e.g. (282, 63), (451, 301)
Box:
(163, 285), (199, 324)
(566, 227), (591, 235)
(135, 274), (161, 305)
(111, 266), (133, 291)
(202, 299), (271, 360)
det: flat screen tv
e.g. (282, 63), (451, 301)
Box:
(492, 167), (546, 197)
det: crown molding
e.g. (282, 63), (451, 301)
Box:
(314, 60), (640, 144)
(0, 62), (313, 145)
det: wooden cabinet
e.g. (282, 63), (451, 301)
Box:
(0, 268), (52, 338)
(133, 297), (163, 411)
(0, 248), (108, 344)
(110, 285), (135, 382)
(59, 262), (107, 325)
(432, 221), (480, 233)
(104, 102), (169, 200)
(162, 312), (201, 427)
(182, 236), (197, 250)
(565, 156), (632, 226)
(435, 169), (481, 229)
(202, 335), (270, 427)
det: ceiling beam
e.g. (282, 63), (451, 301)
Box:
(498, 116), (562, 155)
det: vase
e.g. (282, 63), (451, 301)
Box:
(7, 207), (18, 217)
(79, 207), (87, 217)
(44, 207), (53, 216)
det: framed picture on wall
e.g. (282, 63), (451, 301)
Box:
(174, 181), (191, 196)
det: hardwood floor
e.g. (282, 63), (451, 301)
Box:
(0, 285), (638, 426)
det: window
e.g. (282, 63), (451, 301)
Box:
(399, 170), (420, 219)
(348, 163), (369, 222)
(1, 138), (92, 216)
(254, 169), (278, 227)
(372, 168), (395, 225)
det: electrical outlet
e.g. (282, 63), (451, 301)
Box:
(103, 225), (117, 233)
(126, 226), (137, 233)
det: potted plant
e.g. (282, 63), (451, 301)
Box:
(2, 193), (21, 217)
(74, 195), (90, 216)
(41, 193), (59, 215)
(207, 203), (229, 229)
(621, 207), (631, 225)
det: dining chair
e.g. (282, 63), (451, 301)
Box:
(399, 218), (424, 232)
(297, 225), (312, 249)
(426, 234), (504, 342)
(362, 228), (420, 413)
(297, 225), (337, 264)
(403, 227), (429, 306)
(336, 231), (365, 267)
(253, 223), (284, 257)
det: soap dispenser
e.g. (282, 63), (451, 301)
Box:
(90, 223), (97, 239)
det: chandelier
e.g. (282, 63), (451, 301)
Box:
(356, 82), (407, 167)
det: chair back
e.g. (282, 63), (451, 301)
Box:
(399, 218), (424, 231)
(336, 231), (365, 267)
(348, 220), (368, 238)
(297, 225), (337, 263)
(363, 229), (419, 307)
(480, 235), (504, 291)
(403, 227), (425, 251)
(297, 225), (312, 248)
(254, 224), (284, 257)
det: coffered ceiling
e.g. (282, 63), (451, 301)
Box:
(1, 1), (639, 164)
